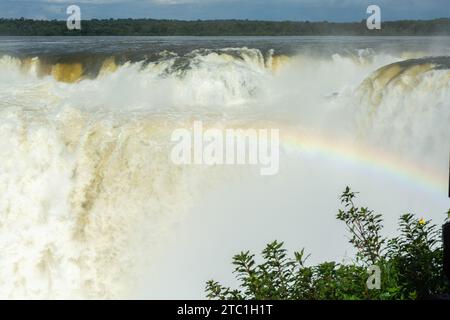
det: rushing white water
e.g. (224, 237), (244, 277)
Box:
(0, 40), (449, 299)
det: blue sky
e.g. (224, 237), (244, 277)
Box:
(0, 0), (449, 21)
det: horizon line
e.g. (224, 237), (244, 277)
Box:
(1, 17), (449, 23)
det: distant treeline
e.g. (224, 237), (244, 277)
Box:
(0, 18), (450, 36)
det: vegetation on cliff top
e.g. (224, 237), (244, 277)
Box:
(0, 18), (449, 36)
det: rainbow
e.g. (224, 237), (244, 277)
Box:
(280, 127), (447, 195)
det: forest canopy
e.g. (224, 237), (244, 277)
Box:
(0, 18), (449, 36)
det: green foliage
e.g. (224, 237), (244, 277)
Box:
(387, 214), (447, 299)
(337, 187), (385, 265)
(0, 18), (450, 36)
(206, 187), (450, 300)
